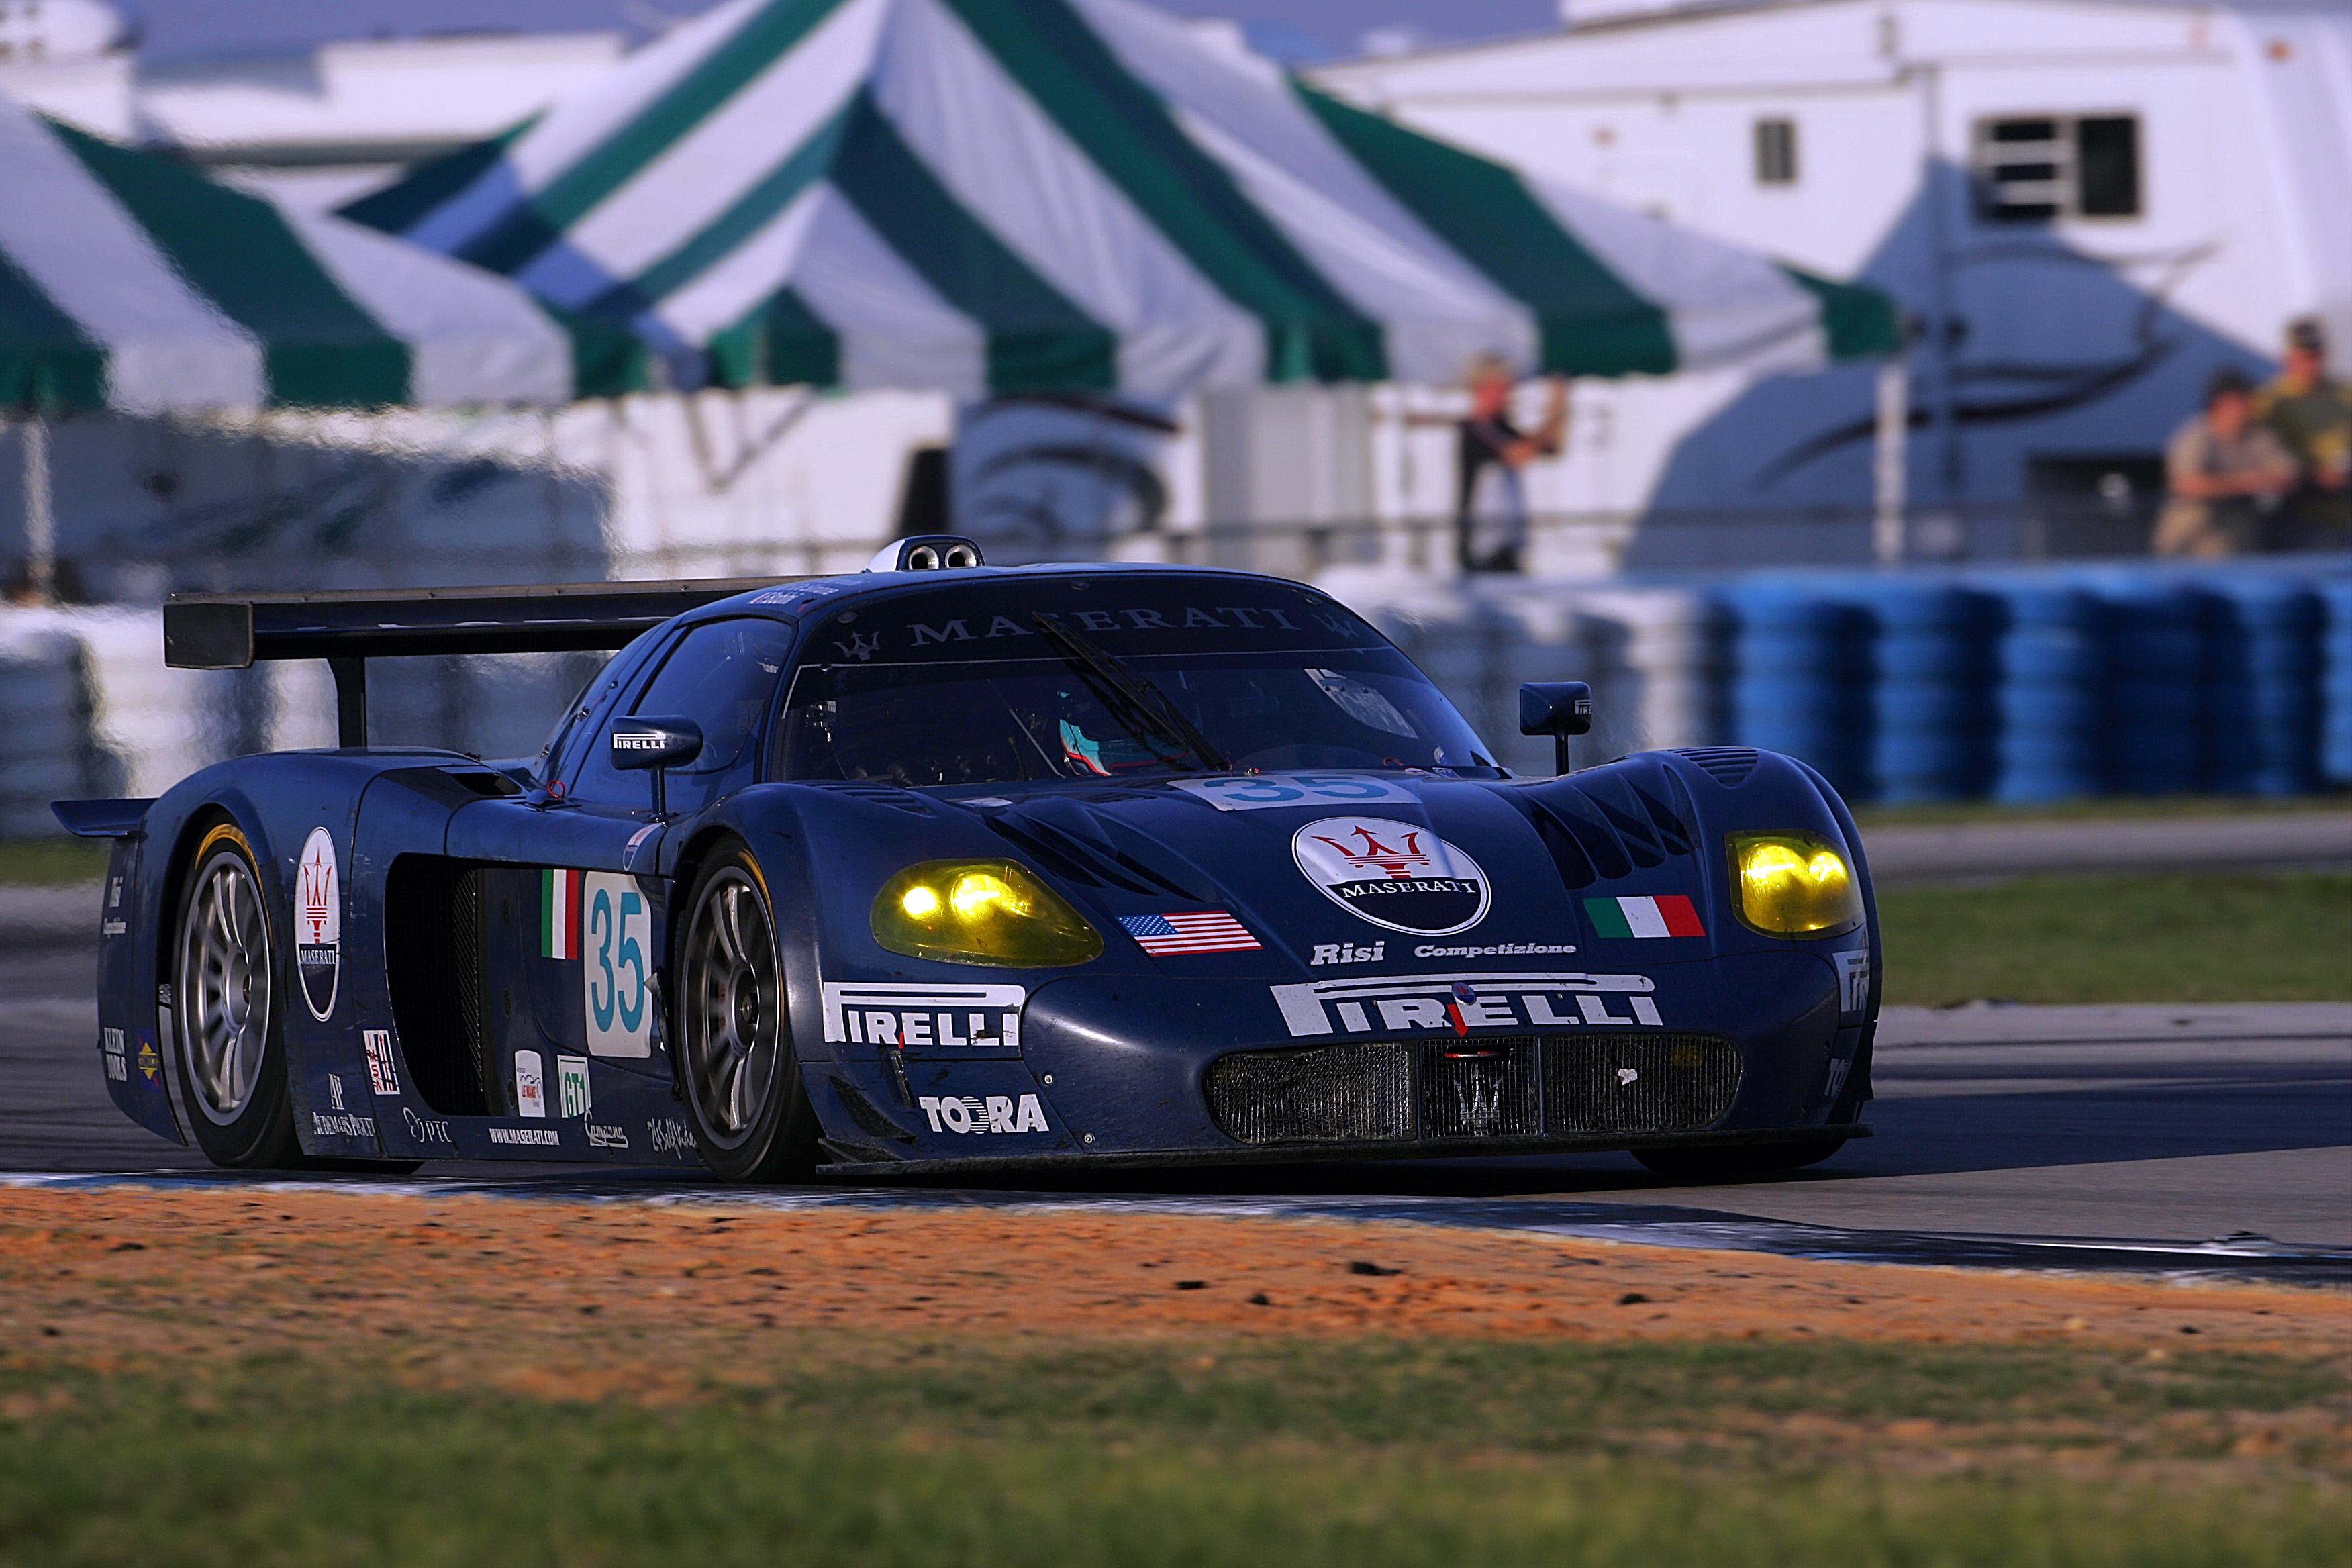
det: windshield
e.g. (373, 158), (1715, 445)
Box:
(776, 646), (1500, 785)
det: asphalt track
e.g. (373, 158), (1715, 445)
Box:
(5, 881), (2345, 1280)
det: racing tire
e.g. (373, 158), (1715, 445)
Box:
(170, 823), (305, 1169)
(673, 838), (820, 1183)
(1632, 1135), (1846, 1183)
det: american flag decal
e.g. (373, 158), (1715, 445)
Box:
(1119, 911), (1263, 956)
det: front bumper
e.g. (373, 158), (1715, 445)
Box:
(810, 947), (1868, 1172)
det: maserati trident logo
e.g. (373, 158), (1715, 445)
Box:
(295, 826), (340, 1021)
(1291, 816), (1491, 936)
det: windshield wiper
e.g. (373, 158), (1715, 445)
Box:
(1032, 612), (1226, 773)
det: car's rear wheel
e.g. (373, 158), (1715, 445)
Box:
(1633, 1134), (1846, 1183)
(173, 824), (303, 1169)
(675, 839), (818, 1182)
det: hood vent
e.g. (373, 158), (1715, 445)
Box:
(1510, 763), (1696, 892)
(1672, 747), (1761, 788)
(820, 783), (940, 816)
(984, 807), (1208, 901)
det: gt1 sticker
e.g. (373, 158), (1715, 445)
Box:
(1835, 950), (1871, 1014)
(1292, 817), (1490, 936)
(295, 826), (340, 1021)
(362, 1030), (401, 1097)
(582, 873), (653, 1059)
(1171, 773), (1422, 812)
(917, 1093), (1050, 1135)
(515, 1049), (546, 1118)
(556, 1054), (591, 1118)
(1269, 971), (1661, 1039)
(820, 981), (1025, 1055)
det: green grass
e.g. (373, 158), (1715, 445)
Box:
(0, 838), (108, 887)
(1853, 793), (2352, 829)
(1, 1342), (2345, 1567)
(1879, 872), (2352, 1006)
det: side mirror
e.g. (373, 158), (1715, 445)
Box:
(611, 716), (703, 818)
(1518, 681), (1594, 777)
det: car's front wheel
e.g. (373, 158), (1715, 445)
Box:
(674, 838), (819, 1182)
(173, 823), (303, 1169)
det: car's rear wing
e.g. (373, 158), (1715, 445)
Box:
(164, 579), (797, 747)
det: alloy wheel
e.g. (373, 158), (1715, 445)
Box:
(179, 849), (273, 1125)
(680, 867), (782, 1149)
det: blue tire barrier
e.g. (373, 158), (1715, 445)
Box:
(1723, 582), (1873, 799)
(2202, 575), (2324, 796)
(2073, 573), (2205, 795)
(1847, 580), (2000, 803)
(2323, 578), (2352, 787)
(1986, 583), (2106, 803)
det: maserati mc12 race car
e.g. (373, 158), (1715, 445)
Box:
(56, 537), (1878, 1181)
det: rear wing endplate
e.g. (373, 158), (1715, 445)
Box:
(164, 579), (796, 748)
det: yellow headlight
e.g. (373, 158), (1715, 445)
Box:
(1727, 831), (1863, 937)
(872, 860), (1102, 968)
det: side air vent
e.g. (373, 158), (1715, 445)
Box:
(1673, 747), (1761, 787)
(383, 856), (493, 1116)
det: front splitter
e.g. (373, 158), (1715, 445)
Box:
(814, 1121), (1869, 1178)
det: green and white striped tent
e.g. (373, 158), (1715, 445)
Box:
(346, 0), (1899, 401)
(0, 95), (573, 415)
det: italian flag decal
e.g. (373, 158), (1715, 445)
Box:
(1584, 895), (1706, 938)
(542, 869), (581, 959)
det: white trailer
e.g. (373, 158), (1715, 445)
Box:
(1320, 0), (2352, 558)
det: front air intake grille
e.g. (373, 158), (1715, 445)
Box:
(1545, 1034), (1739, 1134)
(1208, 1032), (1738, 1147)
(1206, 1042), (1415, 1145)
(1673, 747), (1761, 787)
(1420, 1036), (1541, 1139)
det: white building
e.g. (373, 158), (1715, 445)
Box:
(0, 2), (624, 209)
(1319, 0), (2352, 557)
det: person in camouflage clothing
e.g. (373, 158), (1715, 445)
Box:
(2254, 317), (2352, 551)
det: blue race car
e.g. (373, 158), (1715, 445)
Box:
(57, 538), (1877, 1181)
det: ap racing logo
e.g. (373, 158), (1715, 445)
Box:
(1269, 971), (1662, 1038)
(1291, 817), (1489, 936)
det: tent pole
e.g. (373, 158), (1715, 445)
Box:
(1872, 354), (1908, 565)
(23, 415), (56, 603)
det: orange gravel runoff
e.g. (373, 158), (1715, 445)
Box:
(1, 1184), (2346, 1382)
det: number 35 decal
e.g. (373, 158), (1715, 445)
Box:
(583, 873), (654, 1058)
(1169, 772), (1420, 812)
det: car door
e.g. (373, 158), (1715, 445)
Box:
(441, 618), (796, 1142)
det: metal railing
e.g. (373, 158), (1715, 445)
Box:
(4, 500), (2211, 603)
